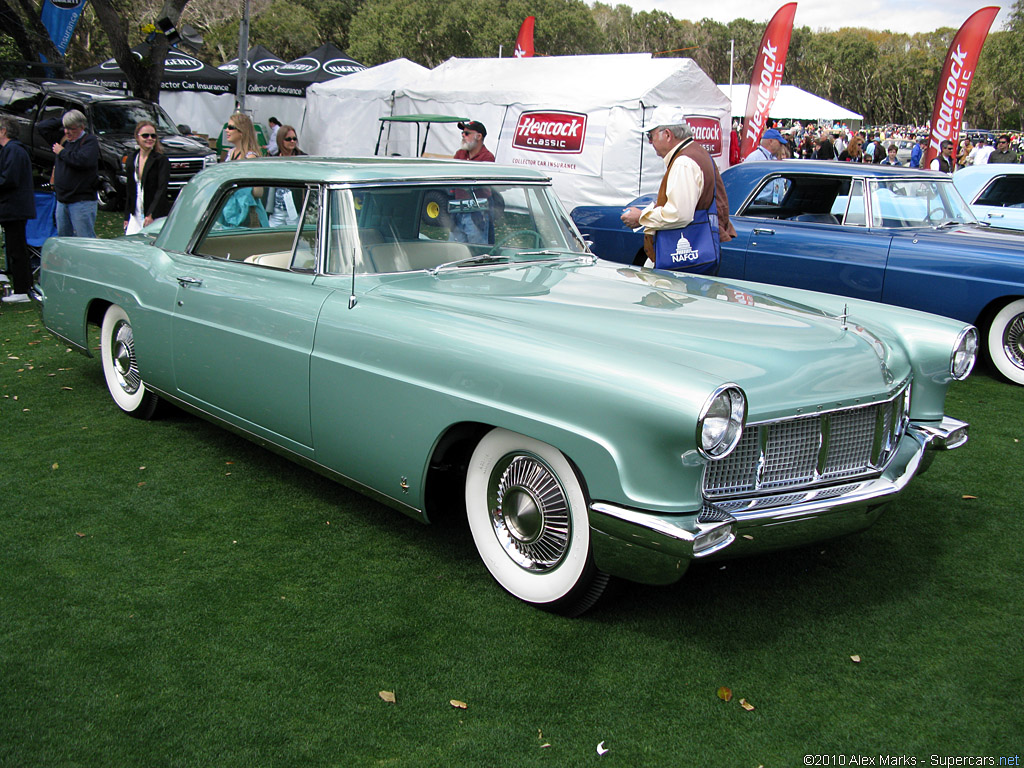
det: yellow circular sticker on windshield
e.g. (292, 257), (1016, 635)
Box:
(426, 201), (440, 219)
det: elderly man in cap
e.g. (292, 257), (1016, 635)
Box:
(743, 127), (787, 162)
(454, 120), (494, 162)
(620, 106), (735, 274)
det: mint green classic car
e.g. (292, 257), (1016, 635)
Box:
(39, 158), (977, 615)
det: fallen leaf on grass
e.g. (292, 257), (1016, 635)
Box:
(717, 686), (733, 702)
(739, 698), (755, 711)
(51, 463), (58, 470)
(962, 495), (977, 500)
(61, 386), (72, 391)
(75, 532), (86, 538)
(450, 699), (467, 710)
(850, 655), (862, 663)
(597, 741), (609, 755)
(137, 482), (146, 487)
(378, 691), (396, 704)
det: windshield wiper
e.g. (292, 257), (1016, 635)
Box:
(514, 249), (596, 263)
(428, 253), (513, 275)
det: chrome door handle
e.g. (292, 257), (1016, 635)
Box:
(176, 276), (203, 287)
(986, 213), (1004, 219)
(752, 228), (776, 235)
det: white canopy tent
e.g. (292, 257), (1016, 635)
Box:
(302, 58), (432, 155)
(304, 54), (732, 210)
(718, 84), (862, 124)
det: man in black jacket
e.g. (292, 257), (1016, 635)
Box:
(51, 109), (98, 238)
(0, 116), (37, 303)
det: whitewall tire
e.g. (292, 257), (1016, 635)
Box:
(987, 298), (1024, 386)
(100, 304), (160, 419)
(465, 428), (608, 615)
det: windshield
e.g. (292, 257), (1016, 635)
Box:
(326, 183), (588, 274)
(90, 101), (180, 136)
(868, 178), (977, 227)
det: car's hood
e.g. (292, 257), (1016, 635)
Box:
(368, 261), (910, 419)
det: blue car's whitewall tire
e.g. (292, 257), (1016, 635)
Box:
(987, 298), (1024, 386)
(100, 304), (160, 419)
(465, 428), (608, 616)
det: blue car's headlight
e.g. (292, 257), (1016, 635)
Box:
(697, 385), (746, 460)
(951, 326), (978, 380)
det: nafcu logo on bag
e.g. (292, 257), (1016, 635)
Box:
(513, 110), (587, 154)
(686, 115), (723, 157)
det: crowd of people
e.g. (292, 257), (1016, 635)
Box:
(3, 106), (1022, 299)
(734, 119), (1022, 171)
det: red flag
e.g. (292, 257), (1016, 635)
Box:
(514, 16), (535, 58)
(739, 3), (798, 161)
(924, 7), (1000, 168)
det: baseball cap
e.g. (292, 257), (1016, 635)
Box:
(636, 105), (688, 132)
(457, 120), (486, 137)
(763, 128), (789, 145)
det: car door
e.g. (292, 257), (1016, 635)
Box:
(728, 174), (892, 302)
(968, 173), (1024, 231)
(169, 183), (332, 456)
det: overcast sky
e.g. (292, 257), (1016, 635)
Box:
(623, 0), (1011, 35)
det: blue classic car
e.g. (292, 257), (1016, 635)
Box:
(952, 163), (1024, 232)
(572, 161), (1024, 386)
(39, 158), (975, 615)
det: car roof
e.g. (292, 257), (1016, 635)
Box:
(723, 160), (942, 185)
(193, 156), (553, 185)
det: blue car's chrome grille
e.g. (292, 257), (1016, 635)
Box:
(703, 384), (910, 499)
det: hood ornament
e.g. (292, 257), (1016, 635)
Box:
(838, 303), (849, 331)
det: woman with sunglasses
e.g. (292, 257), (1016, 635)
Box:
(124, 120), (170, 235)
(274, 126), (304, 158)
(264, 126), (305, 227)
(224, 113), (263, 161)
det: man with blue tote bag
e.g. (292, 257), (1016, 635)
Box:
(621, 106), (735, 274)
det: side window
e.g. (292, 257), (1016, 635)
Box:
(746, 176), (792, 215)
(839, 179), (866, 226)
(193, 183), (307, 269)
(976, 176), (1024, 208)
(291, 188), (319, 271)
(0, 84), (41, 116)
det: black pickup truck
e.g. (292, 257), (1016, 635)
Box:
(0, 78), (217, 210)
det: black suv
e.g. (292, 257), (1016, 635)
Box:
(0, 78), (217, 210)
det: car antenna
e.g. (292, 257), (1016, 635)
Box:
(349, 251), (358, 309)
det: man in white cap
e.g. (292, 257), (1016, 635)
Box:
(620, 105), (735, 272)
(743, 127), (787, 162)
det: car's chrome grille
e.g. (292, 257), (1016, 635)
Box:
(704, 384), (909, 499)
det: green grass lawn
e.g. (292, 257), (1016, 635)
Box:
(2, 216), (1022, 765)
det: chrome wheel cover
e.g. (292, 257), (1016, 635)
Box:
(111, 320), (142, 395)
(1002, 311), (1024, 371)
(488, 454), (571, 572)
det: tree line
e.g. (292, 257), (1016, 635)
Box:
(3, 0), (1022, 129)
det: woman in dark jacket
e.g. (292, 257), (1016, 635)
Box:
(0, 115), (36, 303)
(124, 121), (171, 234)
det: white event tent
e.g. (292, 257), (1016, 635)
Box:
(304, 54), (732, 211)
(718, 84), (862, 125)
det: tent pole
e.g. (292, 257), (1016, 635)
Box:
(236, 0), (251, 112)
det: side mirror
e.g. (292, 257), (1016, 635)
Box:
(177, 124), (191, 135)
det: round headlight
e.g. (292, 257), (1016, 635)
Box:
(697, 385), (746, 460)
(951, 326), (978, 380)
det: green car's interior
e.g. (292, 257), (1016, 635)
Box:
(192, 182), (585, 274)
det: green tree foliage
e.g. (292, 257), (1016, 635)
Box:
(3, 0), (1020, 129)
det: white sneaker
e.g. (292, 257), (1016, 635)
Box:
(2, 293), (30, 303)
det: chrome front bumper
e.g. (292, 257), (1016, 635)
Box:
(588, 417), (968, 586)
